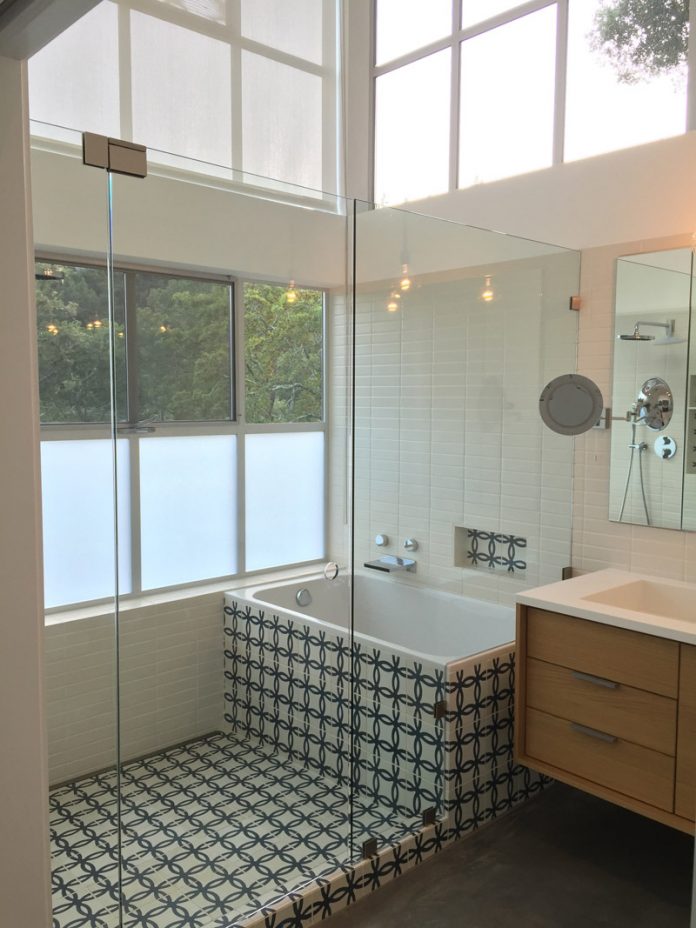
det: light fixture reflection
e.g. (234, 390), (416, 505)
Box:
(399, 263), (411, 292)
(286, 279), (298, 304)
(480, 275), (495, 303)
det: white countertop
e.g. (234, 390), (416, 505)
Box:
(517, 568), (696, 645)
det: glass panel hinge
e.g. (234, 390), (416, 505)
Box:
(83, 132), (147, 178)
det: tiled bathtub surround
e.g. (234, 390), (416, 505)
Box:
(223, 593), (543, 867)
(228, 645), (545, 928)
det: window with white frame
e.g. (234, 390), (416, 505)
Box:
(373, 0), (690, 205)
(28, 0), (340, 196)
(36, 260), (326, 609)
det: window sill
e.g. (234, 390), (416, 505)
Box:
(44, 564), (322, 627)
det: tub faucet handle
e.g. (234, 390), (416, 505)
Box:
(404, 538), (419, 552)
(375, 534), (389, 547)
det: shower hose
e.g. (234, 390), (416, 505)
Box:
(618, 421), (651, 526)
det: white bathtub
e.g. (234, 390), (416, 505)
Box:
(228, 570), (514, 664)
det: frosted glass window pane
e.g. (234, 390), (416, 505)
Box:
(28, 2), (120, 137)
(41, 440), (132, 608)
(461, 1), (526, 29)
(565, 0), (687, 162)
(242, 52), (322, 190)
(374, 50), (451, 205)
(245, 433), (324, 571)
(140, 436), (236, 589)
(459, 8), (556, 188)
(376, 0), (451, 65)
(131, 10), (232, 167)
(241, 0), (324, 64)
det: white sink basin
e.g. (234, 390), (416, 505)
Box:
(583, 579), (696, 623)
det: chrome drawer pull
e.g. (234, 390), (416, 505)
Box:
(570, 722), (617, 744)
(571, 670), (619, 690)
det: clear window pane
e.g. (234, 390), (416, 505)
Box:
(28, 2), (120, 138)
(245, 433), (324, 571)
(461, 1), (527, 30)
(140, 435), (237, 589)
(41, 440), (132, 608)
(564, 0), (687, 162)
(375, 49), (451, 205)
(35, 262), (127, 424)
(242, 52), (323, 191)
(130, 10), (232, 167)
(375, 0), (451, 65)
(241, 0), (324, 65)
(136, 273), (232, 422)
(459, 7), (556, 188)
(244, 284), (323, 424)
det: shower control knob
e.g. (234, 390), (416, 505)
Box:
(654, 436), (677, 460)
(403, 538), (419, 552)
(375, 534), (389, 547)
(323, 562), (340, 581)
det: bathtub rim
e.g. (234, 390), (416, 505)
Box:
(225, 568), (515, 666)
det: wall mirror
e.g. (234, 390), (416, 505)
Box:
(608, 247), (696, 530)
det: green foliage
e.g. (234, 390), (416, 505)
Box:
(244, 283), (323, 423)
(136, 275), (231, 421)
(35, 263), (126, 423)
(36, 264), (324, 427)
(590, 0), (688, 84)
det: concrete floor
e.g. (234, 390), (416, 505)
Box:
(328, 786), (694, 928)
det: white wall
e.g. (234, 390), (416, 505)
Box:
(0, 56), (52, 928)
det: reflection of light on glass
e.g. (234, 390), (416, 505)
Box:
(93, 319), (103, 328)
(159, 324), (168, 333)
(46, 324), (59, 335)
(400, 263), (412, 291)
(480, 275), (495, 302)
(86, 322), (94, 330)
(286, 280), (298, 304)
(118, 332), (125, 338)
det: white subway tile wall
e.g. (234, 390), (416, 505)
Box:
(45, 592), (224, 785)
(330, 253), (579, 608)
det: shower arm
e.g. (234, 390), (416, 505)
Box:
(632, 320), (675, 338)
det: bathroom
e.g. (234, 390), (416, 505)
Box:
(2, 1), (696, 927)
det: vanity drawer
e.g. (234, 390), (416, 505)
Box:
(526, 657), (677, 755)
(525, 707), (675, 812)
(676, 644), (696, 820)
(526, 608), (679, 698)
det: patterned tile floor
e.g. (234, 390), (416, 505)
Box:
(50, 732), (418, 928)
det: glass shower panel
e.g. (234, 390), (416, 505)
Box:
(351, 200), (580, 852)
(108, 153), (354, 927)
(31, 128), (121, 927)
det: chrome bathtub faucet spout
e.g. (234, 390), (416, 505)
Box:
(363, 555), (417, 573)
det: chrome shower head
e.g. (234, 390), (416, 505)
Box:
(618, 319), (677, 342)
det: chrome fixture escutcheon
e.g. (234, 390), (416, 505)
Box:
(323, 562), (339, 581)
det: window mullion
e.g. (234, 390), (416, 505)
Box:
(236, 280), (247, 575)
(449, 0), (461, 192)
(229, 0), (243, 175)
(687, 0), (696, 130)
(553, 0), (568, 165)
(124, 270), (139, 425)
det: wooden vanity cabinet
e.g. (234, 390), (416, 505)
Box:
(515, 605), (695, 834)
